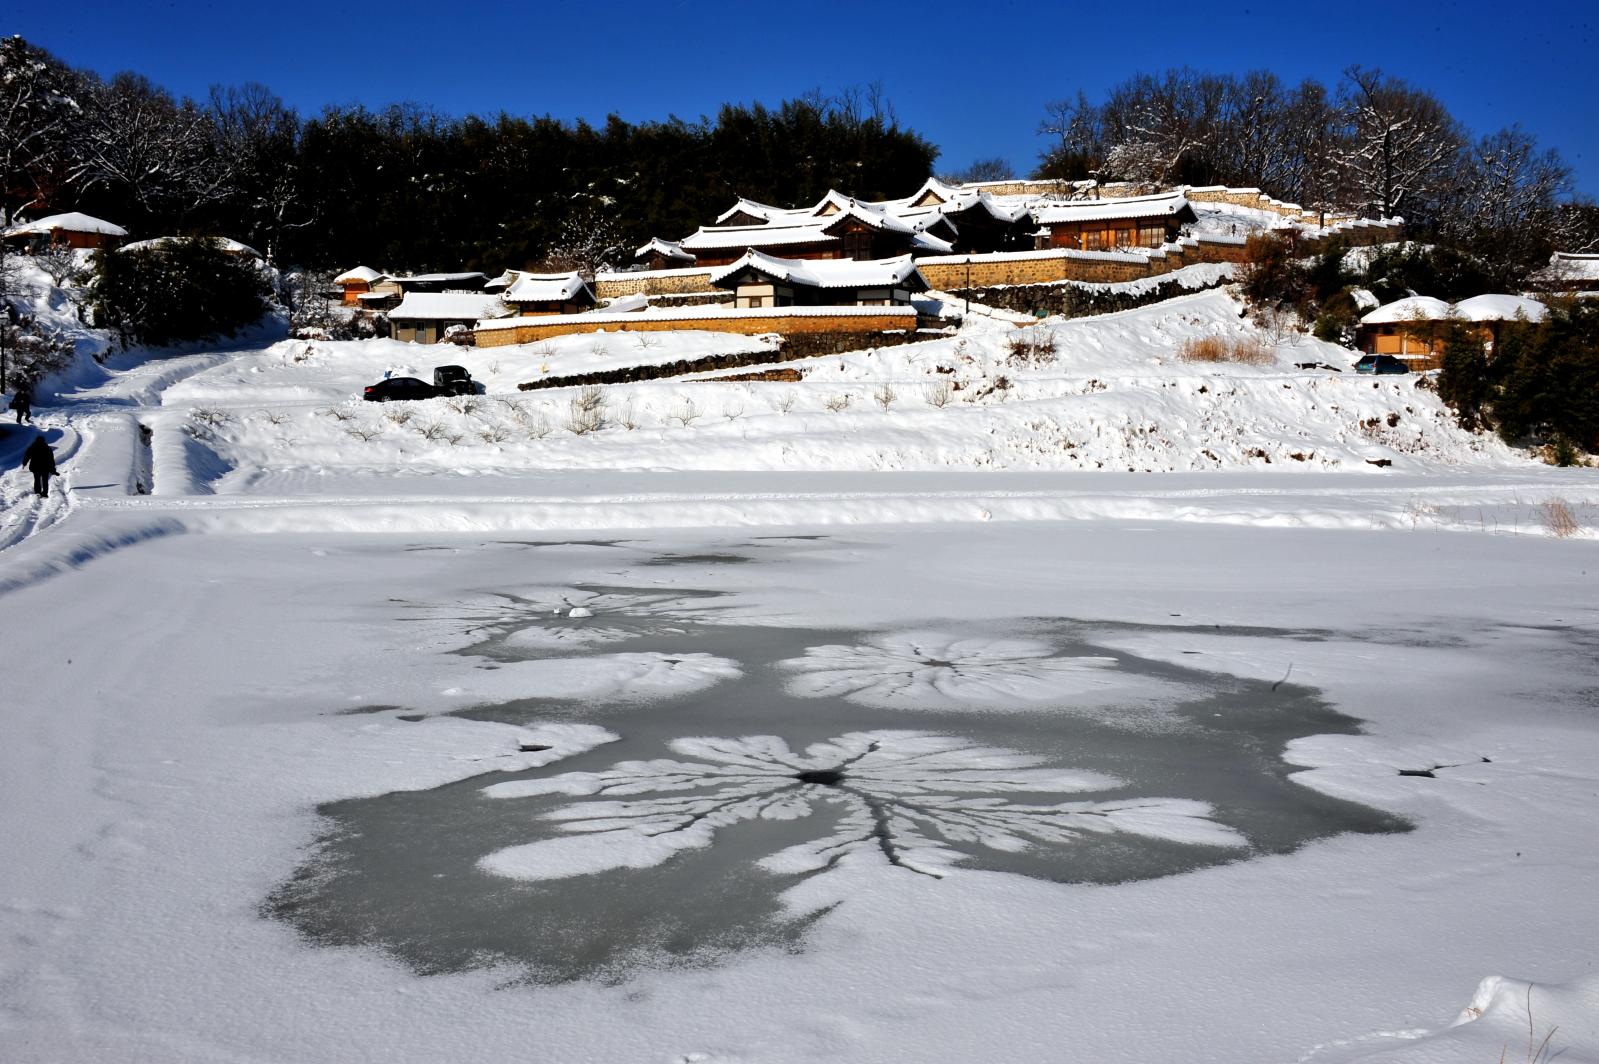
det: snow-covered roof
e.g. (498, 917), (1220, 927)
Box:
(335, 265), (383, 284)
(1451, 294), (1547, 323)
(121, 236), (261, 257)
(680, 223), (838, 252)
(709, 251), (926, 291)
(504, 271), (592, 303)
(387, 272), (487, 286)
(634, 237), (694, 262)
(713, 197), (792, 225)
(1030, 192), (1196, 226)
(475, 302), (916, 332)
(1360, 296), (1453, 325)
(3, 212), (127, 238)
(1532, 252), (1599, 285)
(389, 292), (511, 321)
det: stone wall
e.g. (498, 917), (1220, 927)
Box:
(916, 236), (1250, 290)
(959, 179), (1376, 228)
(947, 272), (1233, 320)
(594, 268), (717, 299)
(514, 329), (926, 390)
(479, 309), (915, 349)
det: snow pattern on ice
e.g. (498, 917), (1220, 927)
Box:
(479, 730), (1244, 883)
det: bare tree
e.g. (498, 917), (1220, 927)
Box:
(34, 239), (78, 286)
(1338, 67), (1463, 220)
(1098, 69), (1222, 187)
(0, 36), (81, 223)
(1036, 91), (1105, 180)
(941, 157), (1013, 185)
(69, 72), (236, 223)
(210, 83), (312, 261)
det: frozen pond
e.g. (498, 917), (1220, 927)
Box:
(268, 538), (1407, 983)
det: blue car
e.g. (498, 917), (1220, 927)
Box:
(1354, 354), (1410, 375)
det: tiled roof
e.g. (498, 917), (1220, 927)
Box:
(504, 271), (592, 303)
(708, 251), (925, 291)
(389, 292), (512, 321)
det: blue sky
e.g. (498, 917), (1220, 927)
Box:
(12, 0), (1598, 198)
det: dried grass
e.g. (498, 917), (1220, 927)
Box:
(1540, 498), (1581, 539)
(1177, 335), (1273, 366)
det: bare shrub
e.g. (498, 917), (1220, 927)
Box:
(322, 407), (355, 422)
(1540, 498), (1581, 539)
(768, 390), (797, 415)
(1253, 305), (1306, 347)
(35, 242), (80, 287)
(873, 383), (897, 412)
(525, 410), (552, 439)
(445, 396), (480, 416)
(1177, 336), (1273, 366)
(256, 410), (290, 426)
(345, 426), (383, 442)
(722, 402), (744, 422)
(823, 393), (852, 413)
(384, 408), (413, 426)
(618, 399), (640, 430)
(566, 386), (607, 435)
(478, 425), (509, 444)
(416, 422), (448, 441)
(1006, 329), (1058, 366)
(925, 379), (954, 408)
(668, 396), (701, 427)
(189, 407), (232, 427)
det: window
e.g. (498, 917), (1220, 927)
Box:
(1082, 229), (1105, 250)
(842, 228), (874, 260)
(1138, 225), (1166, 246)
(1114, 228), (1134, 248)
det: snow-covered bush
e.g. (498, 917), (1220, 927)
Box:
(90, 238), (270, 348)
(0, 315), (76, 389)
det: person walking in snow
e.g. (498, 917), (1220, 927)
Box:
(20, 435), (56, 497)
(8, 383), (31, 425)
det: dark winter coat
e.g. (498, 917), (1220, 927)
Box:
(22, 438), (55, 476)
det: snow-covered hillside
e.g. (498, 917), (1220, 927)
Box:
(158, 290), (1519, 487)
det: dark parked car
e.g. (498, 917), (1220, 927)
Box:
(1354, 354), (1410, 375)
(362, 376), (441, 402)
(432, 365), (476, 395)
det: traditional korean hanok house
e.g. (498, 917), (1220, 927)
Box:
(361, 271), (487, 311)
(1356, 296), (1453, 368)
(333, 266), (383, 305)
(1530, 252), (1599, 294)
(2, 212), (127, 252)
(1029, 191), (1196, 251)
(1451, 294), (1548, 353)
(708, 250), (927, 308)
(634, 238), (696, 271)
(501, 271), (597, 316)
(389, 292), (511, 344)
(879, 179), (1034, 254)
(679, 196), (951, 267)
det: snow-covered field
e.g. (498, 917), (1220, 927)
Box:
(2, 274), (1596, 1064)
